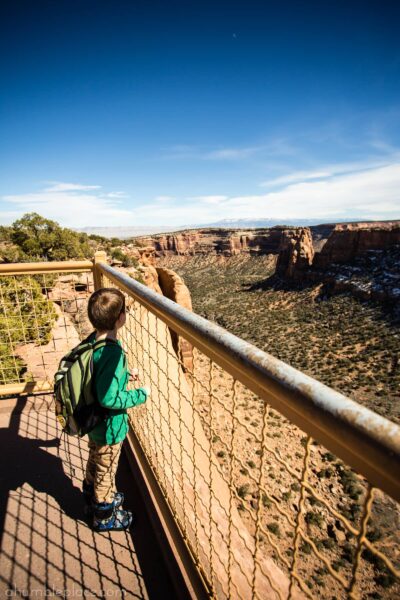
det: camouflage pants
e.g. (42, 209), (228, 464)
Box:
(85, 439), (123, 504)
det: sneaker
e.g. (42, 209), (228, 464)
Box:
(92, 502), (133, 532)
(82, 481), (124, 516)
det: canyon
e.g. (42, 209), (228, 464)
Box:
(122, 221), (400, 305)
(129, 220), (400, 273)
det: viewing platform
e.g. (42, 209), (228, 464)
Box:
(0, 254), (399, 599)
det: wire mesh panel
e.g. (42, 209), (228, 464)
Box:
(101, 271), (400, 600)
(0, 271), (94, 390)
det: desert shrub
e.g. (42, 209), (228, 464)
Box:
(261, 493), (272, 508)
(305, 511), (324, 527)
(266, 522), (280, 536)
(237, 484), (250, 499)
(111, 247), (138, 267)
(300, 541), (312, 554)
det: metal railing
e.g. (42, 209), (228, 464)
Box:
(0, 254), (399, 599)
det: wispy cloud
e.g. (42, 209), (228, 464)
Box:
(259, 157), (397, 188)
(230, 163), (400, 220)
(105, 191), (129, 198)
(132, 161), (400, 224)
(204, 147), (261, 160)
(261, 170), (332, 187)
(43, 181), (102, 192)
(161, 138), (297, 162)
(1, 182), (132, 227)
(2, 159), (400, 228)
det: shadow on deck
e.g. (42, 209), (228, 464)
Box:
(0, 396), (178, 599)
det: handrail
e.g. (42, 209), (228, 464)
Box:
(98, 262), (400, 502)
(0, 259), (93, 275)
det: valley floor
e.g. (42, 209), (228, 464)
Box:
(159, 254), (400, 425)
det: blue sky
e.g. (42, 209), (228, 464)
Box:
(1, 0), (400, 227)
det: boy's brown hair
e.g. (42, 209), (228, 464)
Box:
(88, 288), (125, 332)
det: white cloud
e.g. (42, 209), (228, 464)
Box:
(105, 191), (129, 198)
(2, 162), (399, 228)
(221, 163), (400, 220)
(43, 181), (102, 192)
(261, 170), (333, 187)
(1, 183), (133, 227)
(260, 158), (397, 188)
(132, 162), (400, 225)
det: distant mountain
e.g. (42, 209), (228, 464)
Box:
(77, 225), (188, 239)
(202, 218), (337, 228)
(78, 218), (394, 239)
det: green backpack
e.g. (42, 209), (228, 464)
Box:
(54, 334), (118, 437)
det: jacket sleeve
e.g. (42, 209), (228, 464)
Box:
(94, 344), (148, 410)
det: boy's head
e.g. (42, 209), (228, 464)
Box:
(88, 288), (126, 332)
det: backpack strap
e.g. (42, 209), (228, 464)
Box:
(89, 339), (122, 421)
(92, 338), (120, 351)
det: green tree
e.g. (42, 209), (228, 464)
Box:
(10, 213), (93, 261)
(0, 225), (11, 242)
(111, 247), (138, 267)
(0, 276), (56, 383)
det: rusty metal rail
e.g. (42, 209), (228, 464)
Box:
(98, 262), (400, 502)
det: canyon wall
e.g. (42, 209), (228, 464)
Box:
(313, 222), (400, 268)
(133, 227), (316, 258)
(130, 221), (400, 283)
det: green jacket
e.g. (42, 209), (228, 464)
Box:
(88, 335), (147, 445)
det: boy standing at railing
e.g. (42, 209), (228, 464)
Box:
(84, 287), (149, 532)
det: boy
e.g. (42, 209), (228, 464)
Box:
(83, 287), (149, 532)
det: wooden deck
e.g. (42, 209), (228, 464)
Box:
(0, 396), (177, 599)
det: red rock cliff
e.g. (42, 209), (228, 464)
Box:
(314, 222), (400, 268)
(135, 228), (289, 257)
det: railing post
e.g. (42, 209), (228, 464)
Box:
(93, 251), (107, 290)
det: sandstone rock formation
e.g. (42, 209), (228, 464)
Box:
(137, 265), (162, 293)
(156, 267), (193, 371)
(274, 221), (400, 281)
(134, 222), (400, 272)
(134, 227), (288, 257)
(314, 222), (400, 268)
(137, 246), (157, 266)
(47, 273), (94, 337)
(275, 228), (315, 280)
